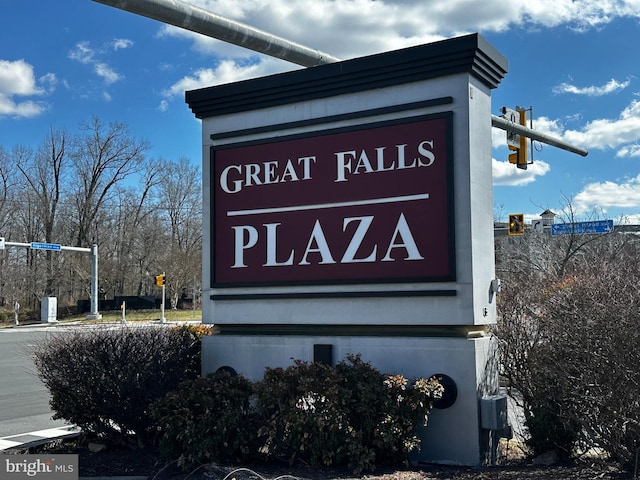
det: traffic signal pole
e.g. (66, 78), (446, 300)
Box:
(155, 273), (167, 323)
(491, 114), (588, 157)
(161, 272), (166, 323)
(92, 0), (588, 160)
(91, 0), (339, 67)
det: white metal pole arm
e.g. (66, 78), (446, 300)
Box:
(87, 244), (102, 320)
(91, 0), (340, 67)
(491, 114), (588, 157)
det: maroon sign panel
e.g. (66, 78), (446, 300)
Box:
(211, 114), (454, 286)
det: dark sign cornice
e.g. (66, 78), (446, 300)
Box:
(186, 33), (507, 119)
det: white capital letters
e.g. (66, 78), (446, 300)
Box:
(417, 140), (436, 166)
(220, 165), (242, 194)
(299, 220), (336, 265)
(298, 156), (316, 180)
(375, 146), (395, 171)
(231, 225), (258, 268)
(396, 144), (416, 169)
(335, 150), (356, 182)
(382, 213), (424, 261)
(263, 223), (294, 266)
(342, 216), (377, 263)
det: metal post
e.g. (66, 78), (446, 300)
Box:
(160, 273), (166, 323)
(87, 244), (103, 320)
(491, 115), (588, 157)
(91, 0), (340, 67)
(92, 0), (589, 159)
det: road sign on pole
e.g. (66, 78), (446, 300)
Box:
(30, 242), (62, 251)
(551, 220), (613, 236)
(1, 237), (101, 320)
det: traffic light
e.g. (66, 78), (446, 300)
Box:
(155, 273), (165, 287)
(508, 107), (529, 170)
(508, 214), (525, 236)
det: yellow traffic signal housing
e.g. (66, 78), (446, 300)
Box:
(508, 214), (525, 236)
(508, 108), (528, 170)
(155, 274), (165, 287)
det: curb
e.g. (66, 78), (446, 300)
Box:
(0, 425), (80, 451)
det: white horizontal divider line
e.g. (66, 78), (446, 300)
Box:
(227, 193), (429, 217)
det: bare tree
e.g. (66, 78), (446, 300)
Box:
(495, 214), (640, 464)
(15, 129), (68, 295)
(0, 145), (16, 234)
(0, 116), (204, 316)
(157, 157), (202, 308)
(70, 116), (150, 247)
(103, 158), (166, 297)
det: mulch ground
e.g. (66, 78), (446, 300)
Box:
(28, 439), (636, 480)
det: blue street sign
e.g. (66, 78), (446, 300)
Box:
(30, 242), (62, 251)
(551, 220), (614, 236)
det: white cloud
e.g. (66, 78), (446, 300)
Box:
(161, 58), (284, 104)
(0, 59), (51, 118)
(68, 40), (124, 86)
(0, 59), (44, 96)
(0, 95), (46, 118)
(94, 63), (121, 85)
(619, 213), (640, 224)
(491, 125), (505, 149)
(153, 0), (640, 107)
(532, 116), (566, 137)
(157, 0), (640, 63)
(492, 158), (551, 186)
(68, 41), (95, 64)
(617, 145), (640, 158)
(563, 100), (640, 151)
(39, 73), (57, 94)
(553, 78), (630, 96)
(112, 38), (133, 50)
(574, 174), (640, 213)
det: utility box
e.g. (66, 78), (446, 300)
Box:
(481, 394), (508, 430)
(40, 297), (57, 323)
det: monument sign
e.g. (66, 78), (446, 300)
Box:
(187, 33), (507, 465)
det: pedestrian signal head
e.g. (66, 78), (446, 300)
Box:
(508, 214), (525, 236)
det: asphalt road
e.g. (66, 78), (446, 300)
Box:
(0, 327), (71, 438)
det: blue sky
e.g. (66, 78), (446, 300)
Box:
(1, 0), (639, 225)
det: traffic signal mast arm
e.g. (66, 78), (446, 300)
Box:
(492, 114), (588, 157)
(90, 0), (589, 161)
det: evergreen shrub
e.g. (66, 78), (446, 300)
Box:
(33, 324), (208, 447)
(151, 370), (258, 467)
